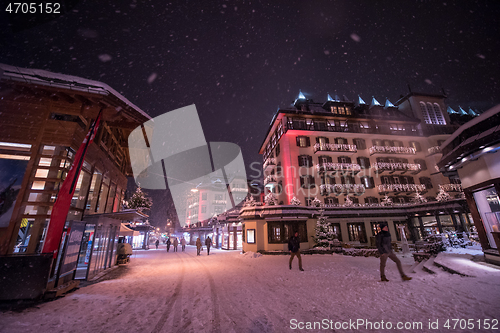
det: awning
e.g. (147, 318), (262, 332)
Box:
(120, 223), (140, 237)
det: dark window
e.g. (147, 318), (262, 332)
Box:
(275, 144), (280, 157)
(353, 138), (366, 150)
(409, 141), (422, 152)
(357, 157), (371, 169)
(300, 175), (315, 188)
(393, 140), (403, 147)
(298, 155), (313, 167)
(324, 197), (339, 205)
(381, 176), (392, 184)
(338, 156), (352, 164)
(305, 197), (314, 206)
(341, 176), (355, 185)
(419, 177), (433, 189)
(365, 197), (379, 205)
(414, 159), (427, 170)
(314, 121), (328, 131)
(296, 136), (311, 147)
(268, 221), (308, 243)
(318, 155), (332, 165)
(372, 139), (383, 146)
(292, 118), (307, 130)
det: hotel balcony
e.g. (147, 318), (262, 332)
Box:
(188, 202), (199, 209)
(369, 146), (416, 156)
(263, 157), (276, 174)
(264, 175), (278, 186)
(320, 184), (365, 196)
(377, 184), (426, 194)
(315, 163), (361, 174)
(370, 162), (421, 175)
(313, 143), (357, 154)
(439, 184), (463, 192)
(427, 146), (441, 156)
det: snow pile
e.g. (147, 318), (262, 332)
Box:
(241, 251), (262, 258)
(434, 252), (500, 277)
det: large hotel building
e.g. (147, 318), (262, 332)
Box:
(241, 91), (476, 253)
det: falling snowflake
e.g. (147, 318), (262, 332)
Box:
(98, 54), (112, 62)
(350, 33), (361, 42)
(147, 73), (157, 84)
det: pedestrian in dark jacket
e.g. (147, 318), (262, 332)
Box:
(196, 238), (202, 256)
(166, 238), (171, 252)
(205, 237), (212, 255)
(288, 232), (304, 271)
(173, 237), (179, 252)
(376, 223), (411, 282)
(155, 239), (159, 249)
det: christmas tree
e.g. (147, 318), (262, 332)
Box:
(290, 196), (301, 206)
(125, 184), (153, 213)
(264, 192), (277, 205)
(411, 191), (427, 204)
(244, 195), (256, 207)
(311, 197), (322, 207)
(314, 208), (335, 248)
(343, 196), (354, 207)
(436, 187), (452, 202)
(381, 195), (393, 206)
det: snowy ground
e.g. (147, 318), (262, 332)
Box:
(1, 246), (500, 333)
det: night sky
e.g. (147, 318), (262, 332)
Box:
(1, 1), (500, 226)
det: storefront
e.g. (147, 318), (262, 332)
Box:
(437, 104), (500, 264)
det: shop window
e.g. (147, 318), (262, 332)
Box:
(347, 223), (367, 243)
(371, 221), (385, 235)
(331, 223), (343, 241)
(268, 221), (308, 243)
(246, 229), (256, 244)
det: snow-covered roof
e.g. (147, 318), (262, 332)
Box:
(0, 63), (151, 120)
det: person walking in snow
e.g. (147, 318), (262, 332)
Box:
(173, 237), (179, 252)
(288, 232), (304, 271)
(181, 237), (186, 251)
(205, 236), (212, 255)
(155, 239), (159, 249)
(376, 222), (412, 282)
(196, 237), (202, 256)
(166, 238), (171, 252)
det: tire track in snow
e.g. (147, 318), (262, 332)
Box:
(151, 254), (185, 333)
(187, 251), (221, 333)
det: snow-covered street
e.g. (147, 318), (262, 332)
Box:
(1, 246), (500, 333)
